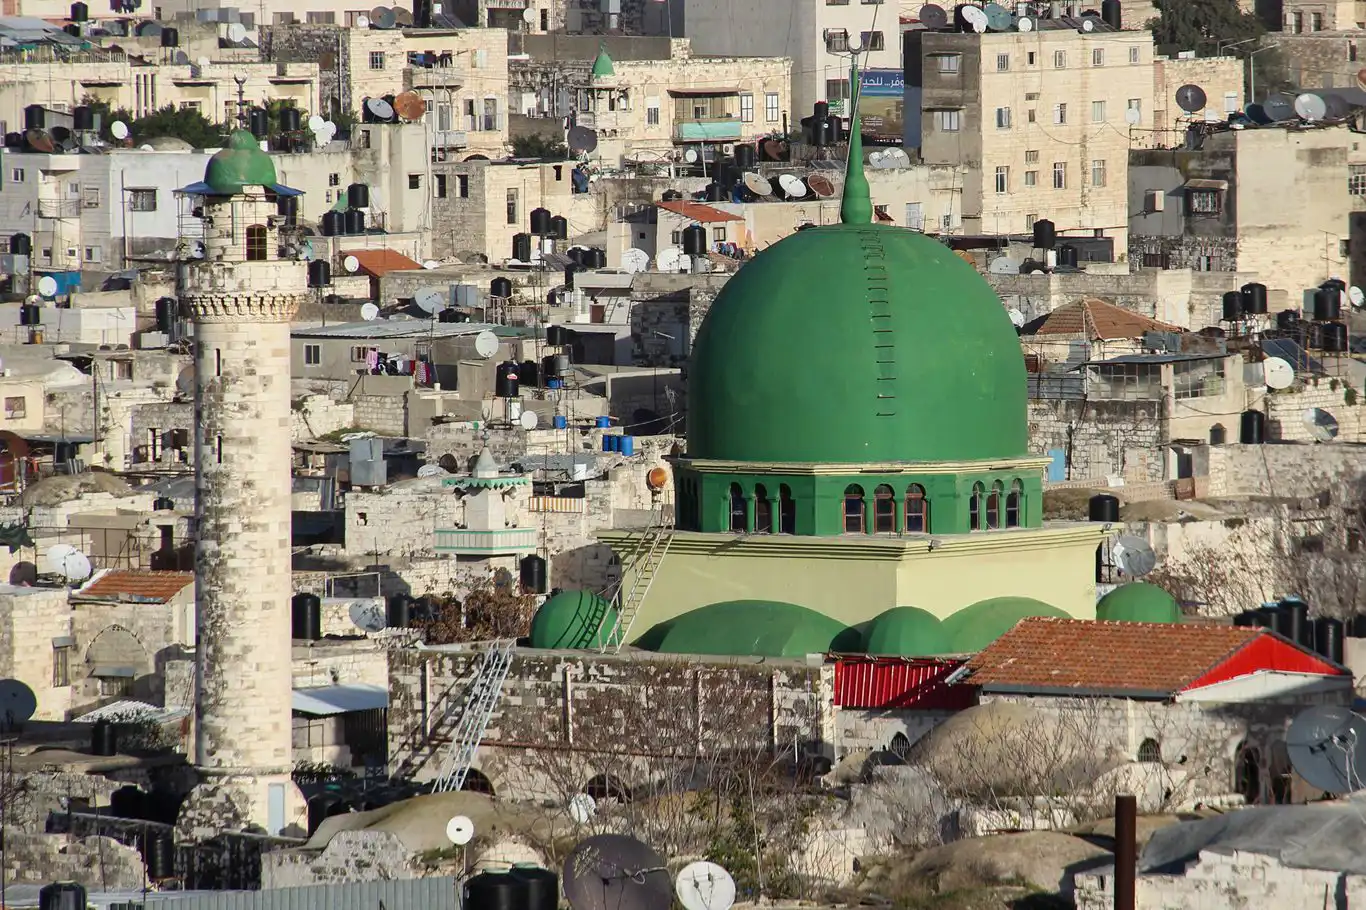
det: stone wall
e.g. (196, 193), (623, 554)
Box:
(0, 586), (73, 721)
(1207, 442), (1366, 498)
(352, 393), (409, 437)
(129, 401), (194, 468)
(292, 638), (390, 689)
(1028, 398), (1165, 483)
(0, 831), (146, 890)
(262, 830), (415, 889)
(835, 709), (956, 757)
(1264, 380), (1366, 443)
(293, 394), (356, 441)
(630, 285), (720, 369)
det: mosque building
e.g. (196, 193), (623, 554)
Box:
(530, 62), (1182, 660)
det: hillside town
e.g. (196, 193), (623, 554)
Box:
(0, 0), (1365, 908)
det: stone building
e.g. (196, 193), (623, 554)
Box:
(0, 585), (74, 721)
(1151, 55), (1245, 145)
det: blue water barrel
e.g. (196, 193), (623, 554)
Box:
(552, 415), (567, 429)
(619, 436), (635, 456)
(547, 379), (562, 390)
(595, 416), (611, 428)
(603, 434), (618, 453)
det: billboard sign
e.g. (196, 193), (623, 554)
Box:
(859, 68), (905, 146)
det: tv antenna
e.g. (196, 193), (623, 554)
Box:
(1287, 706), (1366, 793)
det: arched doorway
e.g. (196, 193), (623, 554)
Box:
(584, 773), (632, 803)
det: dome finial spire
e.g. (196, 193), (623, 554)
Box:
(840, 55), (872, 225)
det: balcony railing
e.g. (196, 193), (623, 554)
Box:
(526, 496), (586, 513)
(37, 199), (81, 219)
(674, 119), (743, 142)
(433, 527), (537, 554)
(432, 129), (468, 149)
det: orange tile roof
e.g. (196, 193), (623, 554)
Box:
(965, 617), (1264, 695)
(340, 248), (423, 278)
(657, 200), (744, 223)
(1028, 298), (1181, 341)
(79, 570), (194, 604)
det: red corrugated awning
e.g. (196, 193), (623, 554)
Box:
(832, 657), (975, 710)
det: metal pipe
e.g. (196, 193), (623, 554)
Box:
(1115, 793), (1137, 910)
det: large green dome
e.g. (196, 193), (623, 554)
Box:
(940, 596), (1069, 654)
(529, 590), (618, 649)
(203, 129), (278, 195)
(864, 606), (946, 656)
(1097, 582), (1181, 624)
(686, 224), (1027, 463)
(637, 600), (851, 658)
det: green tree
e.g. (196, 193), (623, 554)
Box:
(511, 134), (569, 160)
(1147, 0), (1292, 100)
(82, 94), (228, 148)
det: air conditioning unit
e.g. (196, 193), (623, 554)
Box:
(1146, 189), (1164, 212)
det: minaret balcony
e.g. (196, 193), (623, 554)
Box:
(433, 527), (537, 555)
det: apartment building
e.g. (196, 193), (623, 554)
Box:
(1151, 55), (1245, 142)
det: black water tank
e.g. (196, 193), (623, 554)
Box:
(546, 325), (567, 346)
(1276, 309), (1299, 331)
(277, 194), (299, 224)
(567, 247), (587, 266)
(39, 883), (87, 910)
(1232, 611), (1257, 627)
(63, 23), (79, 36)
(1315, 617), (1345, 664)
(1308, 322), (1326, 350)
(705, 182), (726, 202)
(1280, 598), (1309, 645)
(529, 207), (553, 236)
(279, 107), (302, 133)
(343, 208), (366, 235)
(1240, 409), (1265, 444)
(153, 496), (175, 511)
(24, 104), (44, 132)
(826, 114), (844, 143)
(144, 830), (174, 880)
(248, 108), (268, 139)
(1241, 282), (1268, 314)
(813, 100), (829, 124)
(307, 259), (331, 288)
(438, 308), (469, 323)
(564, 264), (578, 290)
(1100, 0), (1122, 28)
(1351, 615), (1366, 638)
(510, 865), (559, 910)
(1033, 218), (1056, 250)
(1251, 606), (1276, 628)
(465, 872), (523, 910)
(1088, 494), (1120, 523)
(491, 276), (512, 298)
(512, 232), (533, 261)
(386, 595), (411, 629)
(306, 793), (346, 834)
(154, 296), (175, 333)
(1323, 322), (1348, 353)
(1222, 291), (1243, 321)
(19, 303), (39, 326)
(682, 224), (707, 256)
(520, 358), (540, 388)
(347, 183), (369, 208)
(160, 26), (178, 47)
(91, 720), (117, 756)
(110, 785), (144, 818)
(292, 593), (321, 640)
(733, 143), (757, 170)
(1267, 605), (1294, 639)
(495, 361), (520, 398)
(541, 355), (558, 380)
(1314, 287), (1341, 321)
(10, 233), (31, 256)
(549, 215), (568, 240)
(320, 210), (344, 236)
(71, 106), (94, 131)
(520, 554), (547, 594)
(70, 0), (89, 19)
(1057, 244), (1078, 268)
(1322, 277), (1347, 294)
(587, 248), (607, 268)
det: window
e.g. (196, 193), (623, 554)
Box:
(100, 676), (133, 698)
(765, 92), (780, 122)
(1129, 45), (1140, 64)
(860, 31), (885, 51)
(994, 166), (1009, 193)
(82, 186), (100, 208)
(779, 484), (796, 534)
(936, 54), (961, 74)
(1187, 189), (1221, 214)
(1024, 170), (1037, 187)
(986, 482), (1003, 529)
(10, 167), (24, 183)
(304, 344), (321, 365)
(53, 645), (70, 687)
(434, 174), (447, 198)
(996, 53), (1010, 71)
(1092, 100), (1106, 122)
(935, 110), (961, 131)
(1027, 51), (1036, 65)
(1138, 738), (1162, 762)
(843, 485), (865, 533)
(1353, 43), (1359, 62)
(755, 484), (773, 533)
(647, 102), (660, 125)
(179, 100), (201, 112)
(369, 51), (385, 69)
(245, 224), (268, 261)
(1006, 480), (1022, 527)
(128, 189), (157, 212)
(904, 485), (928, 533)
(506, 188), (518, 225)
(408, 173), (422, 190)
(1053, 162), (1067, 189)
(825, 28), (848, 51)
(969, 483), (984, 531)
(1224, 92), (1239, 112)
(328, 173), (341, 186)
(825, 79), (851, 103)
(1053, 103), (1067, 125)
(1293, 11), (1303, 31)
(3, 397), (24, 419)
(729, 482), (748, 532)
(712, 227), (726, 242)
(1312, 11), (1323, 29)
(873, 485), (896, 533)
(1091, 159), (1107, 186)
(1092, 47), (1105, 66)
(350, 346), (370, 362)
(1027, 109), (1036, 123)
(1025, 213), (1038, 231)
(740, 93), (754, 122)
(995, 106), (1011, 128)
(1127, 98), (1142, 120)
(671, 230), (681, 244)
(84, 246), (100, 263)
(827, 0), (849, 5)
(458, 175), (469, 198)
(1053, 50), (1066, 68)
(1025, 149), (1039, 164)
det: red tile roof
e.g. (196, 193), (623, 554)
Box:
(78, 570), (194, 604)
(1027, 298), (1181, 341)
(656, 200), (743, 223)
(340, 249), (423, 278)
(965, 617), (1346, 696)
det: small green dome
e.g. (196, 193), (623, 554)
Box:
(1097, 582), (1181, 624)
(864, 607), (946, 656)
(637, 600), (849, 658)
(591, 46), (614, 77)
(686, 224), (1027, 464)
(203, 129), (278, 195)
(529, 590), (618, 649)
(940, 596), (1069, 654)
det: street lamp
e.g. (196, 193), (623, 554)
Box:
(1248, 44), (1280, 103)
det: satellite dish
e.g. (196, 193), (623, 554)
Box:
(1294, 92), (1328, 121)
(372, 6), (396, 27)
(196, 55), (210, 68)
(392, 6), (413, 25)
(567, 126), (598, 154)
(0, 679), (38, 727)
(675, 862), (736, 910)
(990, 257), (1021, 275)
(360, 302), (380, 321)
(1350, 286), (1365, 308)
(568, 792), (597, 823)
(365, 97), (395, 122)
(621, 248), (649, 273)
(343, 254), (361, 273)
(1111, 535), (1158, 577)
(423, 260), (440, 269)
(919, 3), (948, 28)
(655, 247), (684, 272)
(356, 13), (370, 27)
(1263, 356), (1294, 390)
(1304, 407), (1340, 442)
(983, 2), (1012, 30)
(1263, 94), (1296, 121)
(44, 544), (91, 581)
(868, 150), (890, 169)
(226, 21), (246, 42)
(882, 148), (911, 167)
(1286, 706), (1366, 793)
(446, 815), (475, 845)
(683, 147), (700, 164)
(9, 562), (37, 586)
(36, 276), (58, 298)
(1007, 307), (1026, 327)
(1124, 106), (1141, 125)
(807, 174), (835, 197)
(141, 143), (157, 152)
(522, 6), (537, 22)
(519, 410), (539, 430)
(110, 121), (129, 140)
(474, 330), (500, 358)
(1016, 15), (1033, 31)
(349, 599), (386, 633)
(417, 463), (444, 478)
(563, 834), (671, 910)
(1175, 84), (1207, 114)
(962, 5), (988, 30)
(1324, 94), (1352, 120)
(393, 91), (427, 121)
(1080, 16), (1095, 30)
(415, 286), (446, 314)
(1245, 103), (1272, 125)
(778, 174), (807, 197)
(742, 172), (772, 195)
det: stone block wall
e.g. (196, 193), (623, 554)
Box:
(129, 401), (194, 468)
(0, 587), (73, 721)
(352, 394), (408, 437)
(835, 709), (955, 758)
(1028, 398), (1165, 483)
(1264, 381), (1366, 443)
(1206, 441), (1366, 498)
(1077, 849), (1347, 910)
(294, 394), (356, 441)
(292, 638), (389, 689)
(262, 830), (416, 889)
(1, 831), (146, 890)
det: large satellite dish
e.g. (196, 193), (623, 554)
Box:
(918, 3), (948, 28)
(1304, 407), (1340, 442)
(621, 248), (649, 273)
(568, 792), (597, 823)
(519, 410), (539, 430)
(655, 247), (684, 272)
(343, 254), (361, 273)
(110, 120), (130, 140)
(563, 834), (671, 910)
(393, 91), (427, 121)
(415, 286), (446, 314)
(568, 126), (598, 154)
(675, 862), (737, 910)
(349, 600), (386, 633)
(807, 174), (835, 197)
(778, 174), (807, 198)
(446, 815), (474, 845)
(1350, 286), (1365, 308)
(307, 114), (325, 131)
(226, 21), (246, 42)
(1111, 535), (1158, 577)
(742, 172), (772, 196)
(1324, 94), (1352, 120)
(1016, 15), (1033, 31)
(983, 2), (1012, 30)
(1287, 706), (1366, 793)
(473, 330), (499, 358)
(44, 544), (91, 581)
(1245, 103), (1272, 125)
(1263, 94), (1296, 121)
(1175, 84), (1207, 114)
(365, 97), (395, 122)
(989, 256), (1021, 275)
(360, 302), (380, 321)
(961, 5), (988, 31)
(1263, 356), (1294, 390)
(683, 147), (700, 164)
(1294, 92), (1328, 121)
(1124, 106), (1142, 125)
(36, 275), (58, 298)
(0, 679), (38, 728)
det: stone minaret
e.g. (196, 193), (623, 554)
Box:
(175, 131), (305, 838)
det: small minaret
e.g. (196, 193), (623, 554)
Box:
(175, 131), (306, 837)
(840, 56), (872, 226)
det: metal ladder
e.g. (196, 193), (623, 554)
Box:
(430, 639), (516, 793)
(601, 508), (673, 653)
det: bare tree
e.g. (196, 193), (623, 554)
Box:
(418, 568), (538, 645)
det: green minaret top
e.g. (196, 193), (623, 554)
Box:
(591, 44), (615, 77)
(839, 56), (872, 225)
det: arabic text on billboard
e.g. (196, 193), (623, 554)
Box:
(860, 69), (905, 146)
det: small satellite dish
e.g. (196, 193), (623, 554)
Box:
(446, 814), (475, 846)
(778, 173), (807, 197)
(1245, 103), (1272, 125)
(393, 91), (427, 121)
(1294, 92), (1328, 121)
(360, 302), (380, 321)
(1286, 706), (1366, 793)
(621, 248), (650, 273)
(343, 254), (361, 273)
(9, 562), (37, 586)
(1263, 94), (1296, 121)
(983, 2), (1012, 30)
(568, 792), (597, 823)
(742, 172), (772, 195)
(196, 55), (210, 68)
(1007, 307), (1026, 327)
(675, 862), (737, 910)
(919, 3), (948, 28)
(415, 286), (446, 314)
(563, 835), (671, 910)
(1175, 84), (1207, 114)
(683, 147), (700, 164)
(1263, 356), (1294, 390)
(110, 121), (130, 140)
(423, 259), (440, 269)
(1016, 15), (1033, 31)
(356, 13), (370, 27)
(807, 174), (835, 197)
(519, 410), (539, 430)
(366, 97), (395, 122)
(1304, 407), (1340, 442)
(1124, 106), (1141, 125)
(989, 256), (1021, 275)
(1350, 286), (1365, 307)
(962, 4), (988, 31)
(567, 126), (598, 154)
(1111, 535), (1158, 577)
(882, 148), (911, 168)
(349, 599), (386, 633)
(36, 275), (58, 298)
(0, 679), (38, 727)
(655, 247), (684, 272)
(474, 330), (500, 358)
(143, 143), (158, 152)
(1080, 16), (1095, 30)
(417, 464), (444, 478)
(522, 6), (537, 22)
(226, 21), (246, 42)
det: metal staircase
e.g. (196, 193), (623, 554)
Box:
(601, 507), (673, 652)
(430, 639), (516, 793)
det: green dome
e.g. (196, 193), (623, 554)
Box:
(203, 130), (278, 195)
(940, 596), (1069, 654)
(686, 224), (1026, 464)
(1097, 582), (1181, 624)
(864, 607), (947, 656)
(529, 590), (618, 649)
(591, 46), (614, 77)
(637, 600), (850, 658)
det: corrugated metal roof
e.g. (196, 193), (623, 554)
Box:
(1082, 352), (1225, 367)
(2, 876), (460, 910)
(74, 699), (190, 725)
(293, 683), (388, 716)
(833, 657), (974, 710)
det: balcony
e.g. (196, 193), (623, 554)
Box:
(37, 199), (81, 219)
(433, 527), (537, 555)
(673, 119), (743, 142)
(408, 67), (466, 90)
(432, 129), (468, 149)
